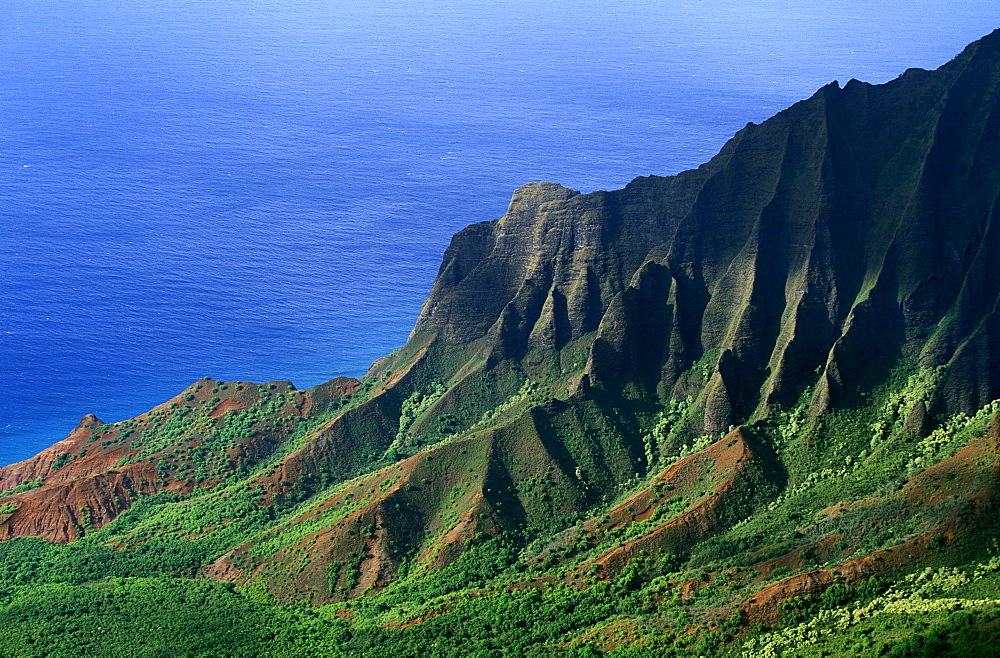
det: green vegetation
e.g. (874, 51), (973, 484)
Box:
(3, 29), (1000, 656)
(0, 479), (42, 499)
(746, 560), (1000, 657)
(0, 356), (997, 656)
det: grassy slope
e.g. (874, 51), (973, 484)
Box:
(0, 355), (999, 657)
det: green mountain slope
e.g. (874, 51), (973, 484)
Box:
(2, 29), (1000, 658)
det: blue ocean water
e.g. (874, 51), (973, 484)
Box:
(1, 0), (998, 467)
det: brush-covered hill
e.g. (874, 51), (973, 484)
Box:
(2, 29), (1000, 658)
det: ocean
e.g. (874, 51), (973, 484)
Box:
(2, 0), (998, 466)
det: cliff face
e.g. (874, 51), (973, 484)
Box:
(2, 30), (1000, 647)
(411, 29), (1000, 432)
(410, 171), (718, 349)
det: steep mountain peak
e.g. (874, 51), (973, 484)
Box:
(410, 27), (1000, 434)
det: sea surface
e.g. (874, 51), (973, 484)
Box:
(2, 0), (998, 467)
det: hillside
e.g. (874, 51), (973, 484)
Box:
(1, 29), (1000, 657)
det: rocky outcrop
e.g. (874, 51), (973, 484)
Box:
(410, 172), (721, 357)
(0, 463), (161, 543)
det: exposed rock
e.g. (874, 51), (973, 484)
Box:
(904, 398), (932, 436)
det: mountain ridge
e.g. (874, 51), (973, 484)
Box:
(1, 28), (1000, 657)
